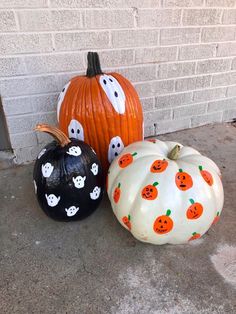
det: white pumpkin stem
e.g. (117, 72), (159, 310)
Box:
(34, 124), (71, 147)
(167, 145), (181, 160)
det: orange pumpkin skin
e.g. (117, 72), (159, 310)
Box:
(175, 169), (193, 191)
(113, 183), (121, 203)
(58, 52), (143, 173)
(199, 166), (213, 186)
(118, 152), (137, 168)
(186, 199), (203, 220)
(150, 159), (168, 173)
(189, 232), (201, 241)
(141, 182), (159, 200)
(153, 210), (173, 234)
(122, 216), (131, 230)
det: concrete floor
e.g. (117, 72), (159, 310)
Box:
(0, 123), (236, 314)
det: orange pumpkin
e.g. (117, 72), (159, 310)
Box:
(118, 152), (137, 168)
(199, 165), (213, 186)
(175, 169), (193, 191)
(141, 182), (159, 200)
(188, 232), (201, 241)
(57, 52), (143, 172)
(113, 183), (121, 203)
(150, 159), (168, 173)
(186, 198), (203, 220)
(122, 215), (131, 230)
(153, 209), (173, 234)
(212, 211), (220, 225)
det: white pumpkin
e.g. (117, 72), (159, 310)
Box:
(107, 139), (224, 245)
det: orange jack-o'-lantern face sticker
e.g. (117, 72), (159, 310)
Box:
(175, 169), (193, 191)
(118, 152), (137, 168)
(150, 159), (168, 173)
(113, 183), (121, 203)
(122, 215), (131, 230)
(141, 182), (159, 200)
(153, 209), (173, 234)
(199, 166), (213, 186)
(186, 199), (203, 220)
(189, 232), (201, 241)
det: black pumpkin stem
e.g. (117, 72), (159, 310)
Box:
(86, 52), (103, 77)
(34, 124), (71, 147)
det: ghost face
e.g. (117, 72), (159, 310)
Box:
(99, 74), (126, 114)
(45, 194), (60, 207)
(65, 206), (79, 217)
(91, 163), (98, 176)
(68, 119), (84, 141)
(57, 81), (71, 122)
(67, 146), (81, 157)
(41, 162), (54, 178)
(72, 175), (86, 189)
(108, 136), (124, 163)
(37, 148), (46, 159)
(90, 186), (101, 200)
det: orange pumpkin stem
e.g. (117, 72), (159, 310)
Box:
(167, 145), (181, 160)
(34, 124), (71, 147)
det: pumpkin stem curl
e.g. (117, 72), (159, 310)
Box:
(168, 144), (181, 160)
(34, 124), (71, 147)
(86, 52), (103, 77)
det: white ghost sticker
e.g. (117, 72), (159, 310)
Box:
(37, 148), (46, 159)
(99, 74), (126, 114)
(72, 175), (86, 189)
(65, 206), (79, 217)
(90, 163), (98, 176)
(57, 81), (71, 122)
(33, 180), (37, 194)
(67, 146), (81, 157)
(68, 119), (84, 141)
(45, 194), (60, 207)
(90, 186), (101, 200)
(108, 136), (124, 163)
(41, 162), (54, 178)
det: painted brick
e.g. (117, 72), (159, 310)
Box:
(0, 34), (53, 55)
(0, 57), (26, 77)
(54, 31), (109, 51)
(232, 58), (236, 70)
(156, 92), (193, 109)
(14, 146), (44, 164)
(173, 103), (207, 119)
(17, 10), (51, 31)
(51, 10), (82, 30)
(222, 10), (236, 24)
(0, 75), (58, 97)
(98, 49), (134, 67)
(144, 109), (172, 125)
(144, 125), (155, 137)
(216, 42), (236, 57)
(10, 132), (37, 149)
(193, 87), (227, 102)
(135, 47), (177, 63)
(85, 9), (134, 29)
(156, 118), (191, 134)
(206, 0), (235, 6)
(212, 71), (236, 87)
(160, 28), (200, 46)
(51, 0), (161, 8)
(112, 29), (158, 48)
(137, 9), (181, 27)
(158, 62), (195, 79)
(3, 94), (58, 116)
(183, 9), (221, 26)
(191, 112), (223, 127)
(227, 85), (236, 97)
(175, 75), (211, 92)
(0, 11), (17, 32)
(135, 80), (174, 98)
(208, 97), (236, 112)
(114, 65), (156, 83)
(163, 0), (203, 6)
(24, 53), (85, 75)
(0, 1), (48, 8)
(141, 97), (155, 111)
(223, 108), (236, 121)
(179, 44), (216, 60)
(201, 27), (235, 43)
(196, 59), (231, 74)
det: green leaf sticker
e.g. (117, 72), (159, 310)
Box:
(128, 215), (131, 221)
(118, 183), (121, 188)
(199, 166), (203, 171)
(153, 182), (159, 186)
(166, 209), (171, 216)
(192, 232), (197, 236)
(132, 152), (137, 156)
(189, 198), (195, 205)
(179, 169), (183, 173)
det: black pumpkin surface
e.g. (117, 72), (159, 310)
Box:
(33, 124), (104, 221)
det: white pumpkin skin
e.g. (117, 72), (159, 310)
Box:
(107, 140), (224, 245)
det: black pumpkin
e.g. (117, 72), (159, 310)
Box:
(33, 124), (104, 221)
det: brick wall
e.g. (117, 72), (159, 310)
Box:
(0, 0), (236, 163)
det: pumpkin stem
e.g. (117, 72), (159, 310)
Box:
(34, 124), (71, 147)
(167, 144), (181, 160)
(86, 52), (103, 77)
